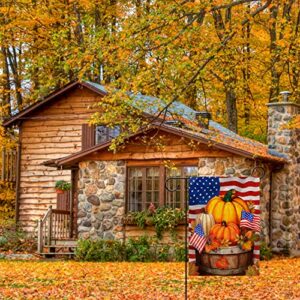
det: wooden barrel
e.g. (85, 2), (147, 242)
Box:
(198, 246), (253, 275)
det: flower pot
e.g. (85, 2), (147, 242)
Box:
(56, 189), (65, 194)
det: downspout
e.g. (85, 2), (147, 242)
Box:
(15, 124), (22, 224)
(268, 165), (273, 247)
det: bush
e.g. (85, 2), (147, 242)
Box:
(260, 242), (273, 261)
(0, 181), (15, 221)
(75, 236), (184, 262)
(125, 236), (154, 262)
(0, 222), (36, 253)
(173, 243), (186, 262)
(75, 239), (126, 262)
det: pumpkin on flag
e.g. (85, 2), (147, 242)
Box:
(206, 189), (249, 225)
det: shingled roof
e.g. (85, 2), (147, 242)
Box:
(3, 80), (287, 164)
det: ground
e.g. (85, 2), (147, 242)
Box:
(0, 257), (299, 299)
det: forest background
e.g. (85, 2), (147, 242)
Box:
(1, 0), (300, 220)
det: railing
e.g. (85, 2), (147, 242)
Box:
(37, 206), (72, 253)
(1, 148), (17, 182)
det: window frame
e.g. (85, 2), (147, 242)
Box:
(95, 125), (120, 145)
(126, 164), (197, 212)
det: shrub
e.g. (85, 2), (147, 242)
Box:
(0, 222), (36, 253)
(75, 239), (125, 262)
(173, 243), (186, 262)
(75, 236), (183, 262)
(0, 181), (15, 221)
(125, 236), (154, 262)
(260, 242), (273, 261)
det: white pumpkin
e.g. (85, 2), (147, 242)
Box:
(195, 213), (215, 235)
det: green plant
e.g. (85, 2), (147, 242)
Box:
(55, 180), (71, 191)
(0, 223), (36, 252)
(173, 243), (186, 262)
(126, 205), (185, 240)
(75, 239), (125, 262)
(125, 236), (154, 262)
(75, 236), (184, 262)
(0, 236), (8, 247)
(156, 244), (170, 262)
(260, 242), (273, 260)
(152, 207), (185, 239)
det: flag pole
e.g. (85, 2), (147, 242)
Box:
(165, 176), (189, 300)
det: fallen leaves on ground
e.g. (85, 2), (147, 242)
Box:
(0, 256), (299, 299)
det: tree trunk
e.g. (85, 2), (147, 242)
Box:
(0, 46), (11, 117)
(225, 86), (238, 133)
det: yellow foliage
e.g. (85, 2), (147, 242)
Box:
(0, 257), (298, 298)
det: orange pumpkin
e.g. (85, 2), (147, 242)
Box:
(206, 189), (249, 224)
(209, 221), (240, 245)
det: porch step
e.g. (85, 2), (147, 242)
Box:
(46, 241), (77, 247)
(39, 239), (78, 258)
(40, 252), (75, 255)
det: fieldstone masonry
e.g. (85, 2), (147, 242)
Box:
(77, 161), (126, 240)
(198, 157), (271, 244)
(76, 101), (299, 253)
(267, 101), (300, 252)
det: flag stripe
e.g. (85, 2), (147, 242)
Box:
(188, 176), (260, 265)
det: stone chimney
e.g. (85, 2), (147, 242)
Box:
(267, 92), (300, 254)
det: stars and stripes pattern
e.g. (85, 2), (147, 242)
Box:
(188, 176), (260, 263)
(189, 224), (207, 254)
(240, 211), (260, 232)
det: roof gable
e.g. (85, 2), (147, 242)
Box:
(3, 81), (107, 127)
(4, 80), (287, 163)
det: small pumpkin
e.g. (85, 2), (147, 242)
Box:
(209, 221), (240, 245)
(205, 237), (221, 253)
(195, 212), (215, 236)
(206, 189), (249, 225)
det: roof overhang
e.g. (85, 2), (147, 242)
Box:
(43, 122), (287, 169)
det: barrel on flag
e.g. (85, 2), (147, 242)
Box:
(188, 176), (261, 275)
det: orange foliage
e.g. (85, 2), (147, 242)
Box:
(0, 257), (298, 298)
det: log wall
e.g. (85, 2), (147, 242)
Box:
(19, 87), (101, 232)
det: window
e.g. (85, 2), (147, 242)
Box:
(127, 165), (197, 212)
(166, 166), (198, 209)
(95, 125), (120, 145)
(128, 167), (160, 211)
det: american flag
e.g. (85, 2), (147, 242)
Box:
(188, 176), (260, 263)
(240, 210), (260, 232)
(189, 224), (207, 254)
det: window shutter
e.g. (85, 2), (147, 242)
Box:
(81, 124), (95, 150)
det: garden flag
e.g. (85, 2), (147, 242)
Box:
(240, 211), (260, 232)
(188, 176), (261, 275)
(189, 224), (207, 254)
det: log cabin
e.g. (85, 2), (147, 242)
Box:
(2, 81), (300, 256)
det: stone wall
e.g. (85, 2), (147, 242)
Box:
(77, 161), (126, 240)
(198, 157), (271, 243)
(77, 157), (272, 244)
(267, 102), (300, 252)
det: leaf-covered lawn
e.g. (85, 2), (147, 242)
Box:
(0, 256), (299, 299)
